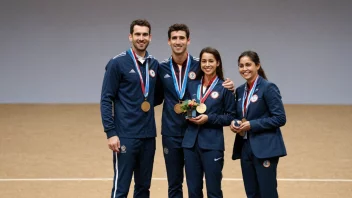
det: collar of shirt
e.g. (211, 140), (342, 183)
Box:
(246, 78), (256, 92)
(171, 57), (187, 83)
(171, 57), (187, 68)
(136, 54), (145, 64)
(203, 75), (218, 87)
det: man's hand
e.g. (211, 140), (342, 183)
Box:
(222, 78), (235, 91)
(108, 136), (120, 153)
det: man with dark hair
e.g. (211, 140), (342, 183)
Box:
(158, 23), (234, 198)
(130, 19), (151, 34)
(167, 23), (190, 40)
(100, 19), (161, 198)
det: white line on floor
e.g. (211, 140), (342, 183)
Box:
(0, 178), (351, 182)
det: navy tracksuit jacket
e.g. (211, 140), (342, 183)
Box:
(100, 49), (161, 198)
(182, 78), (236, 198)
(232, 76), (287, 198)
(157, 55), (199, 198)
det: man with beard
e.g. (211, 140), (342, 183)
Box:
(157, 24), (234, 198)
(100, 19), (160, 198)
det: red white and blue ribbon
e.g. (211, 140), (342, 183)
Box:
(242, 75), (259, 117)
(197, 76), (219, 103)
(169, 54), (191, 100)
(127, 48), (149, 99)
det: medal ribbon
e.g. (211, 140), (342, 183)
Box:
(197, 76), (219, 103)
(169, 54), (191, 100)
(241, 75), (259, 117)
(127, 48), (149, 99)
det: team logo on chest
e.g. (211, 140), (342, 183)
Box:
(211, 91), (219, 99)
(188, 71), (196, 80)
(149, 69), (155, 77)
(250, 94), (258, 103)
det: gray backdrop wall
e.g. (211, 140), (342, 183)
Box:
(1, 0), (351, 104)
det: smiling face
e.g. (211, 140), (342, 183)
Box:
(168, 30), (190, 56)
(200, 52), (220, 77)
(238, 55), (260, 82)
(129, 25), (151, 54)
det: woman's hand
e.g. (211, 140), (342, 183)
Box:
(239, 121), (251, 132)
(189, 114), (208, 125)
(230, 120), (242, 133)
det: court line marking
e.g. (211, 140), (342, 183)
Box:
(0, 178), (351, 182)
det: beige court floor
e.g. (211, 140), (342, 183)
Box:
(0, 104), (351, 197)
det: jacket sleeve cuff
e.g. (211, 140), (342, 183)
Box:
(207, 114), (216, 124)
(249, 120), (259, 132)
(106, 129), (117, 139)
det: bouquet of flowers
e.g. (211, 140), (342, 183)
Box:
(180, 99), (199, 118)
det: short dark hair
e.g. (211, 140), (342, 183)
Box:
(130, 19), (151, 34)
(197, 47), (225, 81)
(238, 51), (267, 80)
(168, 24), (190, 39)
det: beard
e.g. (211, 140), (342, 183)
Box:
(172, 46), (187, 55)
(132, 41), (149, 54)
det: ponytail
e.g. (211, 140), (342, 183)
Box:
(258, 66), (267, 80)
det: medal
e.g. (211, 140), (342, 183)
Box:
(141, 101), (150, 112)
(174, 103), (183, 114)
(196, 103), (207, 114)
(241, 118), (247, 123)
(196, 76), (219, 114)
(170, 54), (191, 114)
(127, 48), (150, 111)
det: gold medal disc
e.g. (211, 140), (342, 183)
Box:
(141, 101), (150, 112)
(196, 103), (207, 114)
(174, 103), (183, 114)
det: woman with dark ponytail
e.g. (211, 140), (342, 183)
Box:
(183, 47), (236, 198)
(230, 50), (287, 198)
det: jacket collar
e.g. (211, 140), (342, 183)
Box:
(252, 75), (263, 94)
(127, 48), (152, 60)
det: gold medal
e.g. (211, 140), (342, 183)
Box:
(241, 118), (247, 123)
(196, 103), (207, 114)
(141, 101), (150, 112)
(174, 103), (183, 114)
